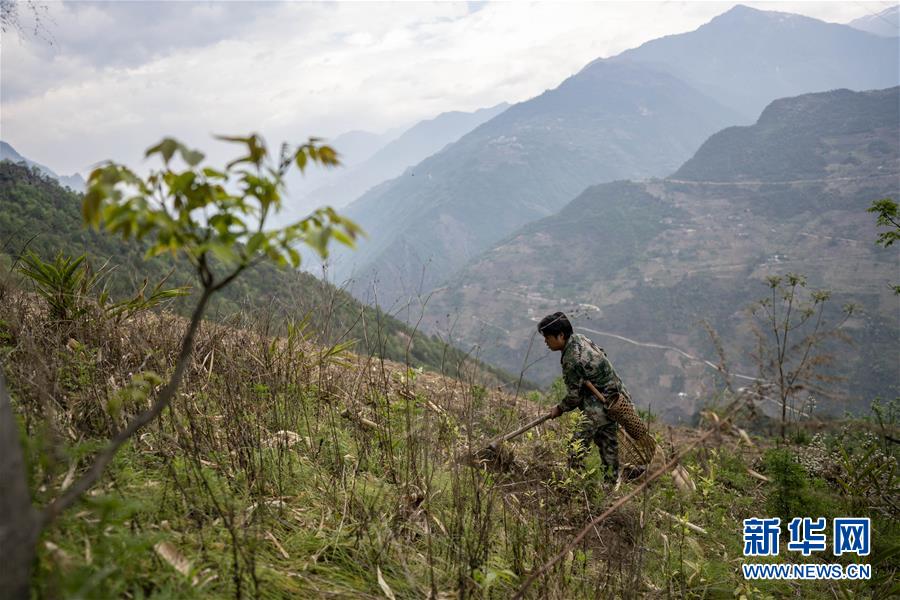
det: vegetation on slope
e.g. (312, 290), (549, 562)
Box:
(2, 281), (897, 598)
(0, 160), (523, 388)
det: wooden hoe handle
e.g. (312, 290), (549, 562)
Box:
(489, 414), (551, 448)
(583, 380), (612, 408)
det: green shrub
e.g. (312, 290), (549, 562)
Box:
(763, 448), (832, 522)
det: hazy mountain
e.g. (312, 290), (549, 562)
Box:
(302, 103), (509, 211)
(277, 127), (402, 222)
(614, 4), (900, 119)
(0, 141), (86, 192)
(847, 6), (899, 38)
(425, 87), (900, 422)
(277, 105), (507, 227)
(333, 60), (739, 305)
(330, 5), (899, 310)
(330, 128), (405, 166)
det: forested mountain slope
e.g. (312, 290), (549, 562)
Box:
(0, 161), (523, 386)
(1, 140), (86, 192)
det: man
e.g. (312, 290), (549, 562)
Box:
(540, 311), (634, 482)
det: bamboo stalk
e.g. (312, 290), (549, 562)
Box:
(655, 509), (707, 535)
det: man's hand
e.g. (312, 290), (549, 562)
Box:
(548, 405), (563, 419)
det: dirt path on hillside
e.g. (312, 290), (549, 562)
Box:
(662, 172), (899, 186)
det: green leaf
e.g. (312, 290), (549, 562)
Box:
(180, 147), (204, 167)
(82, 187), (105, 228)
(209, 243), (239, 266)
(146, 138), (179, 163)
(330, 228), (355, 248)
(286, 247), (301, 268)
(215, 134), (252, 145)
(295, 150), (307, 173)
(246, 232), (266, 255)
(317, 145), (339, 166)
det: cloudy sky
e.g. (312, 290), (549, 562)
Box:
(0, 0), (895, 176)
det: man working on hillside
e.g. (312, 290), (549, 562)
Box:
(540, 311), (637, 482)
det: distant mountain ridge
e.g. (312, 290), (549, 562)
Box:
(330, 4), (900, 310)
(0, 141), (86, 192)
(613, 4), (900, 119)
(277, 104), (509, 226)
(425, 86), (900, 421)
(847, 6), (899, 38)
(303, 103), (509, 211)
(673, 87), (900, 182)
(329, 128), (405, 166)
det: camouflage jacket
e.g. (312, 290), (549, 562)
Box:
(557, 333), (627, 413)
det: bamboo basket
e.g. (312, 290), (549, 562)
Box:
(586, 381), (657, 466)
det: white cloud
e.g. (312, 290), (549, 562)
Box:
(0, 1), (894, 175)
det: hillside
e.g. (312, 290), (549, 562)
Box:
(332, 60), (738, 306)
(4, 266), (897, 597)
(0, 161), (525, 388)
(425, 87), (900, 421)
(673, 87), (899, 182)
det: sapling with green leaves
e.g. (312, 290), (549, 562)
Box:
(18, 252), (100, 321)
(749, 273), (855, 441)
(0, 134), (361, 598)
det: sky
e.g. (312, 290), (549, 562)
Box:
(0, 0), (896, 176)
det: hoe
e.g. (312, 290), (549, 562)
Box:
(469, 381), (655, 467)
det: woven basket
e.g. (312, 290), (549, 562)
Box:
(608, 394), (656, 466)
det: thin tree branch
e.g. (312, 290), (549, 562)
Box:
(211, 263), (248, 293)
(40, 285), (214, 527)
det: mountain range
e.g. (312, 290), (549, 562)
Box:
(299, 103), (509, 211)
(425, 86), (899, 421)
(329, 5), (900, 310)
(277, 103), (509, 225)
(334, 59), (740, 303)
(612, 5), (899, 119)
